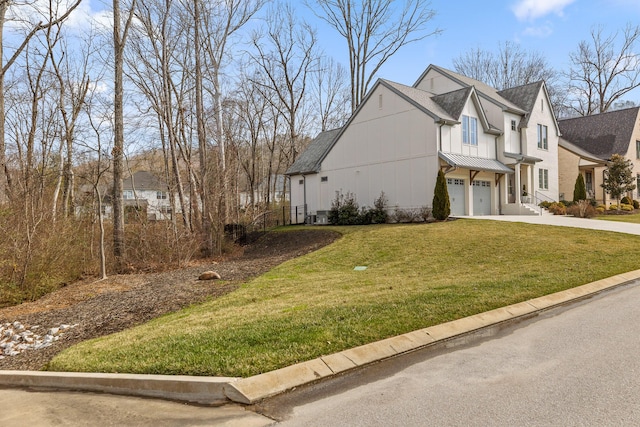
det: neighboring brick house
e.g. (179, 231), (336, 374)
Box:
(558, 107), (640, 205)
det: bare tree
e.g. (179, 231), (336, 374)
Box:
(312, 56), (350, 131)
(49, 33), (91, 220)
(0, 0), (82, 204)
(453, 41), (561, 114)
(566, 24), (640, 116)
(112, 0), (137, 272)
(307, 0), (440, 112)
(248, 2), (317, 169)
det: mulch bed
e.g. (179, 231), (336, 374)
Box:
(0, 229), (340, 371)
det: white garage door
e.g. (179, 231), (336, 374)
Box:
(446, 178), (466, 216)
(472, 180), (492, 215)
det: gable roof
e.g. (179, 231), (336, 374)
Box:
(415, 65), (526, 114)
(431, 86), (472, 119)
(497, 81), (544, 129)
(558, 107), (640, 159)
(558, 137), (607, 164)
(285, 128), (341, 175)
(123, 171), (168, 191)
(381, 79), (456, 122)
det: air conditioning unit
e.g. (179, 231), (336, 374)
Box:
(316, 210), (328, 224)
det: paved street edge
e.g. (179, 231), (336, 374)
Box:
(2, 268), (640, 406)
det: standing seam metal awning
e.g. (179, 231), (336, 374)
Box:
(438, 152), (513, 173)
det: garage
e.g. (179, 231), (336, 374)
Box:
(472, 180), (492, 215)
(446, 178), (466, 216)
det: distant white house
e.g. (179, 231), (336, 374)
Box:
(239, 174), (290, 208)
(286, 64), (560, 223)
(122, 171), (180, 221)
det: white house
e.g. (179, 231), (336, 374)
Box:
(286, 64), (560, 223)
(122, 170), (180, 221)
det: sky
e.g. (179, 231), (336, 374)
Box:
(26, 0), (640, 102)
(302, 0), (640, 99)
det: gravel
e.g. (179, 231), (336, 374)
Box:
(0, 229), (339, 371)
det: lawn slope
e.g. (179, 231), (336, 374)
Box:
(48, 220), (640, 377)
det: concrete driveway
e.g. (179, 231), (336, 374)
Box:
(459, 213), (640, 235)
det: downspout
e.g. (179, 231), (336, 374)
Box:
(496, 136), (501, 215)
(303, 174), (307, 223)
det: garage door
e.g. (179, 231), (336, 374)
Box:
(472, 180), (492, 215)
(446, 178), (466, 216)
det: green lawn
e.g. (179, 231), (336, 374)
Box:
(597, 213), (640, 223)
(47, 220), (640, 377)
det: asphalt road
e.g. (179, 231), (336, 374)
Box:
(265, 282), (640, 426)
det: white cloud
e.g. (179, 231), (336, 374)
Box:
(522, 24), (554, 37)
(5, 0), (112, 33)
(511, 0), (576, 21)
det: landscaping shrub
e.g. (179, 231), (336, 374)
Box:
(419, 206), (433, 222)
(621, 196), (633, 205)
(573, 174), (587, 202)
(392, 208), (420, 223)
(596, 207), (605, 214)
(328, 191), (389, 225)
(539, 201), (552, 209)
(432, 170), (450, 220)
(635, 200), (640, 209)
(622, 204), (634, 211)
(369, 192), (389, 224)
(548, 202), (567, 215)
(567, 200), (596, 218)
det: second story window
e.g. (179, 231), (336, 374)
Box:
(157, 191), (167, 200)
(123, 190), (134, 200)
(537, 124), (548, 150)
(511, 120), (517, 131)
(462, 115), (478, 145)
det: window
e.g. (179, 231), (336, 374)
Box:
(511, 120), (516, 131)
(156, 191), (167, 200)
(299, 179), (304, 185)
(636, 140), (640, 159)
(123, 190), (134, 200)
(538, 169), (549, 190)
(537, 124), (548, 150)
(585, 172), (593, 192)
(321, 176), (328, 182)
(462, 115), (478, 145)
(637, 174), (640, 193)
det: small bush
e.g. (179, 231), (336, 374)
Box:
(634, 200), (639, 209)
(567, 200), (596, 218)
(609, 204), (619, 211)
(392, 208), (420, 223)
(548, 202), (566, 215)
(596, 207), (605, 214)
(539, 201), (552, 209)
(328, 191), (389, 225)
(621, 196), (633, 205)
(622, 204), (634, 211)
(419, 206), (433, 222)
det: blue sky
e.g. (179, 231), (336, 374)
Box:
(304, 0), (640, 93)
(72, 0), (640, 100)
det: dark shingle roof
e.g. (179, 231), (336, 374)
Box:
(123, 171), (168, 191)
(431, 87), (473, 119)
(285, 128), (341, 175)
(558, 107), (640, 159)
(420, 65), (526, 114)
(497, 81), (544, 128)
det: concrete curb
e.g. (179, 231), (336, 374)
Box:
(0, 371), (237, 406)
(2, 269), (640, 405)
